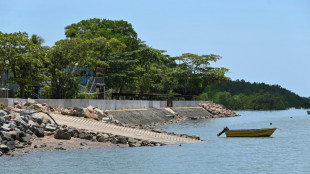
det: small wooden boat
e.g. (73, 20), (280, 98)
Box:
(217, 127), (276, 137)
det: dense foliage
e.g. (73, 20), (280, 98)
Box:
(198, 80), (310, 110)
(0, 18), (228, 98)
(0, 32), (47, 98)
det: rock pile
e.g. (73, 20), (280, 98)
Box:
(200, 103), (240, 117)
(6, 100), (112, 122)
(6, 99), (55, 113)
(57, 127), (166, 147)
(60, 105), (112, 121)
(0, 108), (171, 156)
(0, 109), (57, 156)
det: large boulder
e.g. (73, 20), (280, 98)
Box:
(94, 108), (107, 118)
(84, 110), (102, 121)
(77, 108), (86, 117)
(96, 134), (109, 142)
(61, 109), (71, 115)
(54, 129), (71, 140)
(79, 132), (93, 140)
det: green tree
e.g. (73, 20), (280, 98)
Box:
(0, 31), (47, 98)
(65, 18), (140, 51)
(173, 53), (230, 95)
(47, 38), (96, 98)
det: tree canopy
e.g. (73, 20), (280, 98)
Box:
(0, 18), (230, 99)
(0, 32), (47, 98)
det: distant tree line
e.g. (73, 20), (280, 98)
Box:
(198, 79), (310, 110)
(0, 18), (228, 99)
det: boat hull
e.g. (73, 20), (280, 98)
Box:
(225, 128), (276, 137)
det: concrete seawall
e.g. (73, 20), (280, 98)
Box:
(0, 98), (210, 110)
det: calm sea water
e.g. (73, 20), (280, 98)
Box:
(1, 109), (310, 174)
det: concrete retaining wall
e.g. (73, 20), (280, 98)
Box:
(0, 98), (210, 110)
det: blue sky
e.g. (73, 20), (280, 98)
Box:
(1, 0), (310, 97)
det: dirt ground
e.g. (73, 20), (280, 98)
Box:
(11, 136), (128, 155)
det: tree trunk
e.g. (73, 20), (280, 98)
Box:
(20, 84), (25, 98)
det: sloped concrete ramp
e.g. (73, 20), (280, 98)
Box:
(51, 114), (203, 145)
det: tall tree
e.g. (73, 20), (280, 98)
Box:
(173, 53), (230, 95)
(0, 31), (47, 98)
(65, 18), (140, 51)
(47, 38), (97, 98)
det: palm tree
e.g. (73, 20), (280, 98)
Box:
(31, 34), (45, 45)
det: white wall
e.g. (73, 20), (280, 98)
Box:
(0, 98), (210, 110)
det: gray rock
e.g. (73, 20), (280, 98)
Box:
(0, 144), (10, 153)
(54, 129), (71, 140)
(5, 141), (15, 150)
(1, 124), (11, 131)
(35, 118), (43, 125)
(17, 117), (28, 125)
(0, 117), (5, 123)
(25, 129), (33, 135)
(141, 140), (150, 146)
(34, 127), (45, 137)
(97, 136), (107, 142)
(79, 133), (93, 140)
(3, 115), (11, 121)
(20, 134), (32, 143)
(119, 137), (128, 144)
(45, 124), (57, 132)
(1, 131), (11, 141)
(8, 131), (20, 140)
(0, 110), (7, 117)
(20, 109), (33, 116)
(8, 122), (17, 129)
(77, 108), (86, 117)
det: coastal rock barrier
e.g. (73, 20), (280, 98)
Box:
(200, 103), (240, 117)
(6, 100), (112, 122)
(0, 107), (201, 156)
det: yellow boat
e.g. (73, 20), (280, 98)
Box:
(217, 127), (277, 137)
